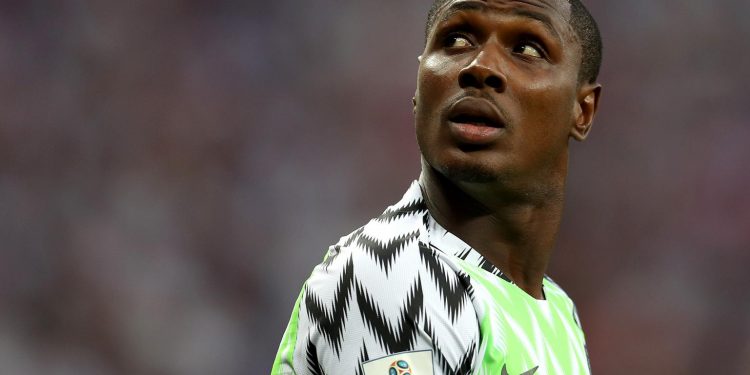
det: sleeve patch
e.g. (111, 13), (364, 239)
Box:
(362, 350), (433, 375)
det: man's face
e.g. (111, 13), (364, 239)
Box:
(415, 0), (591, 186)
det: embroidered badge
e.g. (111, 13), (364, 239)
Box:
(361, 350), (433, 375)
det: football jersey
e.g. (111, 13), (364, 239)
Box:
(272, 181), (591, 375)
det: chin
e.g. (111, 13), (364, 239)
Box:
(434, 156), (503, 184)
(419, 135), (511, 184)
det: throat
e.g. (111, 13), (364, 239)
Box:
(419, 167), (562, 301)
(505, 266), (547, 300)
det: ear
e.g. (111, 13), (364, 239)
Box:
(414, 55), (423, 115)
(570, 83), (602, 141)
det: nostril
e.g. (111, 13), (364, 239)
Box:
(459, 68), (504, 91)
(459, 71), (481, 89)
(485, 75), (503, 89)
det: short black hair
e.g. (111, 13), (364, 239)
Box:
(424, 0), (602, 84)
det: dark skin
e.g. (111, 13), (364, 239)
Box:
(414, 0), (601, 299)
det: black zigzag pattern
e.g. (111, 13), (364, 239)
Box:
(321, 246), (341, 272)
(429, 228), (512, 283)
(456, 247), (473, 260)
(305, 339), (325, 375)
(305, 256), (355, 358)
(375, 199), (427, 223)
(356, 230), (419, 274)
(342, 227), (365, 247)
(354, 341), (370, 375)
(423, 316), (476, 375)
(355, 276), (424, 353)
(478, 257), (512, 282)
(420, 243), (469, 323)
(456, 271), (476, 307)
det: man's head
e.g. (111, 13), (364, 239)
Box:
(414, 0), (602, 199)
(425, 0), (602, 84)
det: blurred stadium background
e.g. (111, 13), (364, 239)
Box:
(1, 1), (749, 374)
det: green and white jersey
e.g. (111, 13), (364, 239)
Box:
(272, 181), (591, 375)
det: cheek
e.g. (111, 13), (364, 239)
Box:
(514, 83), (578, 151)
(421, 54), (456, 78)
(417, 55), (459, 99)
(416, 55), (461, 124)
(519, 77), (577, 127)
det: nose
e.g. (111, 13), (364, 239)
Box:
(458, 47), (506, 92)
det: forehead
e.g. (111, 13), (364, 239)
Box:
(436, 0), (571, 20)
(433, 0), (574, 36)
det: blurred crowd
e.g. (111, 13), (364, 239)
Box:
(0, 1), (748, 374)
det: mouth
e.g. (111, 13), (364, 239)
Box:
(449, 113), (503, 128)
(445, 97), (506, 145)
(446, 97), (505, 129)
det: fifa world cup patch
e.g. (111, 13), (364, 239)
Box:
(361, 350), (433, 375)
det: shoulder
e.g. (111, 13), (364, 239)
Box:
(307, 193), (428, 293)
(306, 197), (426, 295)
(290, 216), (480, 374)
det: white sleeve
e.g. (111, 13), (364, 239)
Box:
(277, 240), (479, 375)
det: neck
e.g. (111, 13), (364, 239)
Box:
(419, 162), (566, 300)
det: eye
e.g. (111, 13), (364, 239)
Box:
(444, 34), (473, 49)
(513, 43), (544, 58)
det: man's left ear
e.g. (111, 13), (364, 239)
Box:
(414, 55), (423, 115)
(570, 83), (602, 141)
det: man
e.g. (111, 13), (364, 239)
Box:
(272, 0), (602, 373)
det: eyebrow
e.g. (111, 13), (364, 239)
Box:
(510, 8), (562, 41)
(436, 0), (486, 25)
(436, 0), (563, 42)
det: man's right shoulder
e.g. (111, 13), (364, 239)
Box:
(296, 213), (479, 371)
(314, 192), (428, 276)
(275, 187), (480, 374)
(310, 204), (426, 292)
(289, 211), (430, 373)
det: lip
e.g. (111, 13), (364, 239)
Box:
(445, 97), (506, 145)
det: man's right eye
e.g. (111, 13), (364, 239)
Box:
(444, 34), (472, 48)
